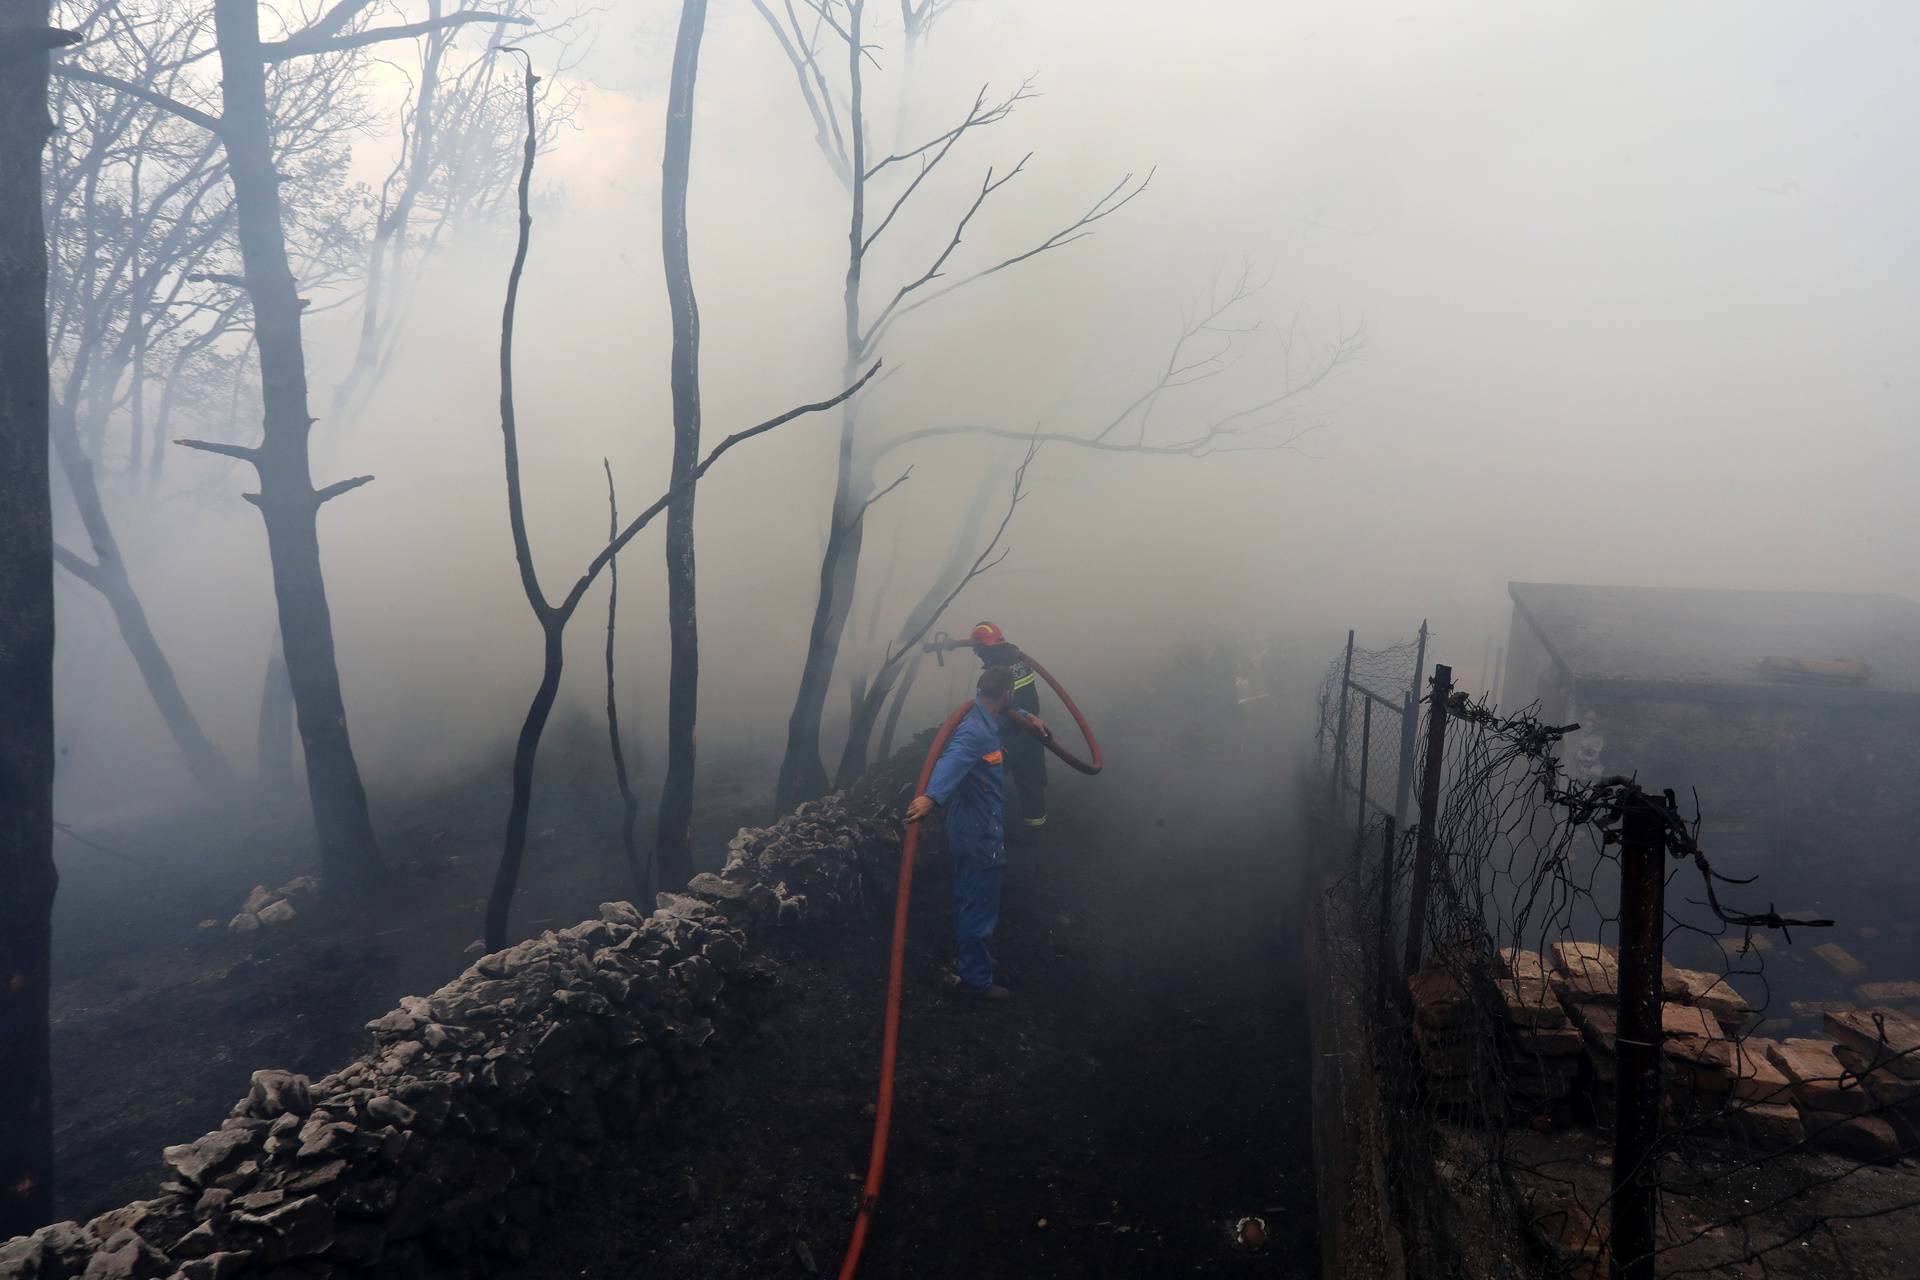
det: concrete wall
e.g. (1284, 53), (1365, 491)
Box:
(0, 790), (901, 1280)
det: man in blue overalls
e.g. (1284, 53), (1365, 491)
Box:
(905, 665), (1048, 1001)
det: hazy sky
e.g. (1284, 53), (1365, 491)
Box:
(53, 1), (1920, 806)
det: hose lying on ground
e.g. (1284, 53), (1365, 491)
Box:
(838, 657), (1102, 1279)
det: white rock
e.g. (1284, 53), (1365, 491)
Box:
(242, 885), (278, 914)
(257, 899), (297, 925)
(229, 912), (262, 933)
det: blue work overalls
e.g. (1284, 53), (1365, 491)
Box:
(925, 699), (1010, 990)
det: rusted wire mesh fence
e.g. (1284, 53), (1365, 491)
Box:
(1315, 629), (1920, 1279)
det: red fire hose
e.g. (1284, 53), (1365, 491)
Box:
(838, 655), (1102, 1280)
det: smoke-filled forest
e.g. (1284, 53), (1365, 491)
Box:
(5, 3), (1920, 1278)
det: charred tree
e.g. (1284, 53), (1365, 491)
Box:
(0, 6), (73, 1239)
(653, 0), (707, 891)
(482, 51), (876, 948)
(756, 1), (1148, 810)
(257, 630), (295, 789)
(197, 0), (383, 889)
(51, 408), (236, 794)
(603, 461), (645, 898)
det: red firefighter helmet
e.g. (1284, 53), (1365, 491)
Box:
(970, 621), (1006, 647)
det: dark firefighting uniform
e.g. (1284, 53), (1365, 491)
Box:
(975, 645), (1047, 826)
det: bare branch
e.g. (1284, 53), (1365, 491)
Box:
(557, 361), (885, 619)
(861, 79), (1033, 257)
(879, 435), (1035, 672)
(850, 467), (912, 528)
(49, 62), (223, 134)
(868, 166), (1155, 352)
(51, 541), (102, 586)
(748, 0), (850, 185)
(265, 13), (534, 63)
(174, 437), (260, 464)
(314, 474), (375, 504)
(860, 154), (1029, 352)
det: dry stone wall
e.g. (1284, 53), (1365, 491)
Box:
(0, 789), (904, 1280)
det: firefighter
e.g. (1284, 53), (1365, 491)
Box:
(905, 665), (1047, 1000)
(966, 621), (1050, 830)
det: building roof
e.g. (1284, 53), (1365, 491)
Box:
(1508, 583), (1920, 694)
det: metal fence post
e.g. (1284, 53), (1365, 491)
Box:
(1403, 663), (1451, 977)
(1328, 629), (1355, 806)
(1377, 817), (1398, 1006)
(1392, 621), (1428, 827)
(1354, 698), (1373, 840)
(1611, 795), (1668, 1280)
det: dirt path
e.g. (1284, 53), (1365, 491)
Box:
(518, 740), (1319, 1278)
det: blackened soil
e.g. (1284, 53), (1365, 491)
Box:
(48, 727), (772, 1222)
(517, 742), (1319, 1278)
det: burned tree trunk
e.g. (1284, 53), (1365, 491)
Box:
(257, 630), (294, 790)
(0, 5), (70, 1238)
(652, 0), (708, 891)
(209, 0), (381, 888)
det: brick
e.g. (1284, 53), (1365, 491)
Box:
(1831, 1044), (1920, 1106)
(1797, 1108), (1904, 1161)
(1813, 943), (1868, 979)
(1671, 1038), (1794, 1103)
(1708, 1100), (1803, 1150)
(1550, 942), (1619, 1004)
(1663, 965), (1754, 1026)
(1495, 977), (1570, 1028)
(1824, 1007), (1920, 1081)
(1567, 1002), (1618, 1054)
(1409, 967), (1473, 1032)
(1509, 1024), (1585, 1059)
(1766, 1038), (1875, 1115)
(1496, 947), (1549, 982)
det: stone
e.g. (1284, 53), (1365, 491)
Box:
(79, 1229), (167, 1280)
(179, 1252), (252, 1280)
(1766, 1038), (1874, 1115)
(1824, 1007), (1920, 1080)
(366, 1096), (415, 1128)
(1495, 948), (1549, 982)
(247, 1071), (313, 1120)
(1494, 977), (1568, 1028)
(229, 913), (261, 933)
(1408, 967), (1471, 1031)
(1660, 1004), (1724, 1064)
(277, 876), (320, 896)
(1567, 1003), (1618, 1055)
(164, 1129), (257, 1186)
(1855, 981), (1920, 1006)
(1672, 1038), (1793, 1103)
(1550, 942), (1618, 1004)
(363, 1011), (418, 1037)
(242, 886), (278, 915)
(1831, 1044), (1920, 1105)
(257, 900), (296, 926)
(1508, 1024), (1584, 1058)
(1662, 966), (1753, 1026)
(294, 1121), (357, 1161)
(1791, 999), (1855, 1021)
(232, 1195), (333, 1258)
(193, 1188), (234, 1217)
(1800, 1109), (1903, 1161)
(279, 1160), (348, 1195)
(1813, 943), (1868, 979)
(1709, 1100), (1803, 1149)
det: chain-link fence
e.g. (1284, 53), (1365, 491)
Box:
(1314, 631), (1920, 1279)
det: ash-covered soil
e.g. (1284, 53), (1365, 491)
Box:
(514, 739), (1319, 1278)
(47, 725), (773, 1222)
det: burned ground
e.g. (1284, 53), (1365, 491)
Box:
(44, 712), (1317, 1276)
(515, 729), (1316, 1278)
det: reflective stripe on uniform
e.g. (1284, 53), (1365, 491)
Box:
(1012, 672), (1036, 689)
